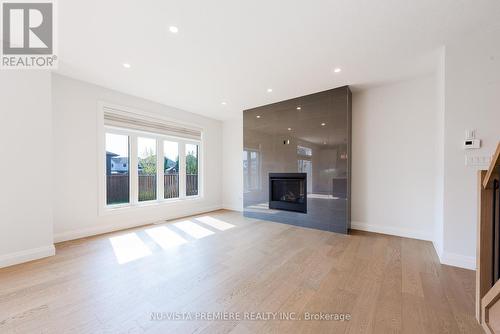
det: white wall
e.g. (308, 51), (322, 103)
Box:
(352, 75), (438, 241)
(433, 47), (445, 259)
(222, 118), (243, 211)
(2, 31), (495, 270)
(169, 31), (500, 271)
(441, 27), (500, 269)
(351, 27), (500, 270)
(222, 76), (440, 243)
(52, 74), (223, 242)
(0, 71), (54, 268)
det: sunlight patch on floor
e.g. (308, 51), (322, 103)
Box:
(195, 216), (235, 231)
(109, 233), (152, 264)
(145, 226), (187, 249)
(174, 220), (215, 239)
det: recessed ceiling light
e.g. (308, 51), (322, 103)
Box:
(296, 106), (301, 110)
(221, 101), (227, 105)
(267, 88), (273, 93)
(256, 115), (261, 119)
(323, 141), (327, 145)
(334, 68), (342, 73)
(287, 127), (292, 131)
(321, 123), (326, 126)
(122, 63), (131, 69)
(169, 26), (179, 34)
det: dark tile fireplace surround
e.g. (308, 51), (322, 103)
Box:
(243, 86), (352, 234)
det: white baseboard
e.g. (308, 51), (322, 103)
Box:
(54, 205), (223, 243)
(432, 239), (444, 260)
(0, 245), (55, 269)
(439, 251), (476, 270)
(351, 222), (475, 270)
(222, 203), (243, 212)
(351, 221), (432, 241)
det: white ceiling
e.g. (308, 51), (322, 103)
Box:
(56, 0), (500, 120)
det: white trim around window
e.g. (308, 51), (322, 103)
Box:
(97, 102), (204, 216)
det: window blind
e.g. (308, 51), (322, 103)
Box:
(103, 106), (202, 141)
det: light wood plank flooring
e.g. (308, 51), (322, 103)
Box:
(0, 210), (482, 333)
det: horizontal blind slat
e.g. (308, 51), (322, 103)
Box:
(103, 106), (201, 140)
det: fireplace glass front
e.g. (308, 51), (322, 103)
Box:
(269, 173), (307, 213)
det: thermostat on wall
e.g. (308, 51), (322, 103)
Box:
(464, 139), (481, 149)
(463, 129), (481, 149)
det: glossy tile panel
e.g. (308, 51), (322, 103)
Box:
(243, 86), (352, 233)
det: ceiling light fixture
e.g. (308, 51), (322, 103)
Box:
(169, 26), (179, 34)
(321, 123), (326, 126)
(296, 106), (301, 110)
(122, 63), (131, 69)
(221, 101), (227, 105)
(287, 127), (292, 131)
(323, 141), (327, 145)
(267, 88), (273, 93)
(334, 68), (342, 73)
(256, 115), (261, 119)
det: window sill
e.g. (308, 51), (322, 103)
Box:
(185, 195), (201, 200)
(101, 195), (203, 216)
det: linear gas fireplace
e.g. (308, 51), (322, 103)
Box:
(269, 173), (307, 213)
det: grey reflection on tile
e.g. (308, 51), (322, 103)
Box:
(243, 86), (352, 234)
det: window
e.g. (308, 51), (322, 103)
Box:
(297, 145), (312, 156)
(297, 145), (312, 193)
(103, 130), (201, 208)
(105, 133), (130, 205)
(101, 105), (202, 209)
(243, 149), (260, 191)
(186, 143), (199, 196)
(138, 137), (157, 202)
(164, 141), (179, 199)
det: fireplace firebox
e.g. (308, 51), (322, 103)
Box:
(269, 173), (307, 213)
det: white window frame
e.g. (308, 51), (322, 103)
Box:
(136, 134), (159, 204)
(103, 128), (133, 209)
(98, 102), (204, 215)
(184, 142), (202, 198)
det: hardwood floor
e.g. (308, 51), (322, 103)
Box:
(0, 210), (482, 333)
